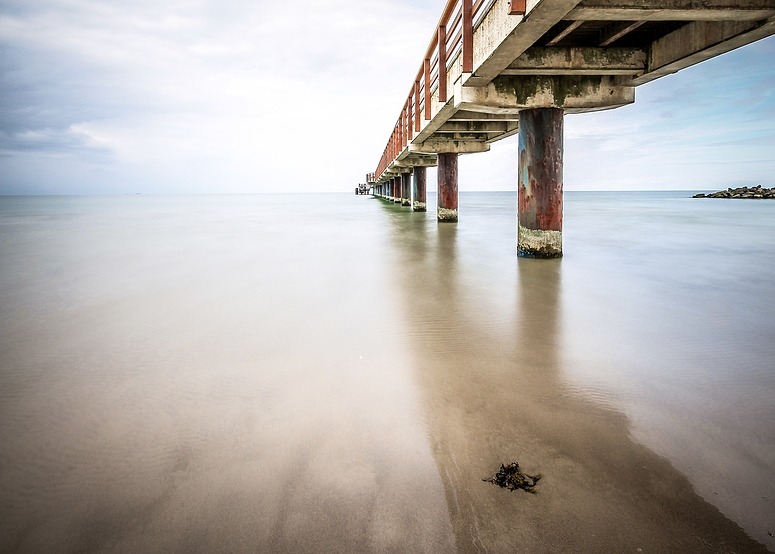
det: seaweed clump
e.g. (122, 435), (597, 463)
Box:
(483, 462), (541, 493)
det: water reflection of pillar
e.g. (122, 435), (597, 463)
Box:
(515, 258), (561, 380)
(382, 210), (762, 550)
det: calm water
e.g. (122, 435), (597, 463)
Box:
(0, 192), (773, 552)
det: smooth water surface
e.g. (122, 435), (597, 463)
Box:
(1, 192), (773, 552)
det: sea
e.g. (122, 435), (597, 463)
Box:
(1, 191), (773, 552)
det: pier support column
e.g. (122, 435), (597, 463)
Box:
(437, 153), (458, 222)
(401, 172), (412, 206)
(394, 176), (402, 204)
(413, 166), (427, 212)
(518, 108), (563, 258)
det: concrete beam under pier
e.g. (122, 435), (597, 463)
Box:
(503, 47), (647, 77)
(456, 75), (635, 114)
(410, 140), (490, 155)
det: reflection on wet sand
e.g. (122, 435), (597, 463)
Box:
(381, 200), (767, 553)
(0, 195), (456, 553)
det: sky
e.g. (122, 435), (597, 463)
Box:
(1, 0), (773, 195)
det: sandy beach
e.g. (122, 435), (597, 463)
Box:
(1, 193), (772, 552)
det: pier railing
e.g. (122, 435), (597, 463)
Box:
(374, 0), (527, 179)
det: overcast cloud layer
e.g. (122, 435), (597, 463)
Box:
(1, 0), (773, 194)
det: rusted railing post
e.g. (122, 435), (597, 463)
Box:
(424, 58), (431, 119)
(438, 25), (447, 103)
(509, 0), (527, 15)
(407, 100), (413, 140)
(414, 81), (421, 131)
(463, 0), (473, 72)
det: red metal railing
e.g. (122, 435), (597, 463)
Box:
(374, 0), (526, 180)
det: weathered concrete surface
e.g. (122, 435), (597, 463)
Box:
(468, 0), (584, 87)
(518, 108), (563, 258)
(437, 153), (459, 223)
(629, 16), (775, 85)
(504, 46), (647, 76)
(457, 75), (635, 112)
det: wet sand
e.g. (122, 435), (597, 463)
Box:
(1, 193), (772, 552)
(385, 207), (770, 553)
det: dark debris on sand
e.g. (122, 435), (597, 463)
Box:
(483, 462), (542, 493)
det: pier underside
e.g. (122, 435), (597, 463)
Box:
(367, 0), (775, 255)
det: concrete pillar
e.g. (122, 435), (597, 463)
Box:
(413, 166), (427, 212)
(437, 153), (458, 222)
(394, 176), (402, 203)
(517, 107), (563, 258)
(401, 173), (412, 206)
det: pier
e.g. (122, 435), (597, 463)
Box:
(366, 0), (775, 257)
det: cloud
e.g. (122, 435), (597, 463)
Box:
(0, 1), (773, 193)
(0, 0), (442, 193)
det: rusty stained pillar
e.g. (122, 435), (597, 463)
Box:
(401, 172), (412, 206)
(394, 176), (402, 203)
(413, 166), (427, 212)
(518, 107), (563, 258)
(437, 153), (458, 222)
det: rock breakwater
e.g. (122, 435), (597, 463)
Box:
(693, 185), (775, 199)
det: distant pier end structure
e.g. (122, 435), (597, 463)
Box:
(367, 0), (775, 257)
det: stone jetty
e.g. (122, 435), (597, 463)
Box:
(693, 185), (775, 199)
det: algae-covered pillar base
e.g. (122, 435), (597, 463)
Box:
(413, 166), (427, 212)
(518, 108), (563, 258)
(401, 173), (412, 206)
(437, 153), (458, 222)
